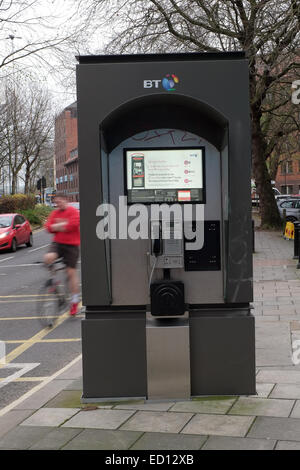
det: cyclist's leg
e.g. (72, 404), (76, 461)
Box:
(61, 245), (80, 315)
(66, 267), (79, 296)
(44, 243), (59, 268)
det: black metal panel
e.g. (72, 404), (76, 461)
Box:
(81, 317), (147, 399)
(184, 221), (221, 271)
(77, 51), (246, 64)
(101, 95), (227, 153)
(189, 311), (256, 396)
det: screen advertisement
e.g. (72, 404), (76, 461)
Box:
(125, 148), (205, 204)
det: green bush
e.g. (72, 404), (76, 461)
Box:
(34, 204), (53, 220)
(20, 205), (53, 226)
(20, 209), (41, 225)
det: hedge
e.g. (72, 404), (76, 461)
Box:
(0, 194), (35, 214)
(0, 195), (53, 226)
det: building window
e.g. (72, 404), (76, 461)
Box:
(70, 148), (78, 159)
(281, 185), (294, 194)
(281, 161), (293, 174)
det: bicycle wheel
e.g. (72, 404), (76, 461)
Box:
(38, 279), (61, 328)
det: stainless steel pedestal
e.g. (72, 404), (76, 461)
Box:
(146, 312), (190, 400)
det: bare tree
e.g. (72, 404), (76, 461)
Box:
(81, 0), (300, 227)
(0, 77), (54, 194)
(20, 87), (53, 194)
(0, 0), (95, 85)
(0, 85), (24, 194)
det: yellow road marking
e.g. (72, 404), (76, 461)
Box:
(0, 377), (48, 382)
(0, 300), (57, 303)
(0, 298), (82, 303)
(0, 294), (58, 298)
(0, 315), (84, 321)
(1, 302), (82, 367)
(5, 339), (81, 344)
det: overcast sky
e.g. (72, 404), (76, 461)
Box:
(1, 0), (109, 111)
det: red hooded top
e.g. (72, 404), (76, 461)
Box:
(45, 206), (80, 246)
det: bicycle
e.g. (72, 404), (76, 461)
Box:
(37, 258), (70, 328)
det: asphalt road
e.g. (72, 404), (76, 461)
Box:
(0, 229), (82, 410)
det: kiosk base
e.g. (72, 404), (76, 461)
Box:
(146, 313), (190, 400)
(81, 307), (256, 401)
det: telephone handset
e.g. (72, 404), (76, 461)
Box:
(151, 221), (163, 256)
(150, 220), (184, 269)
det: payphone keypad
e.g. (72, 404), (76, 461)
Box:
(184, 221), (221, 271)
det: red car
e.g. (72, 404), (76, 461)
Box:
(0, 213), (33, 252)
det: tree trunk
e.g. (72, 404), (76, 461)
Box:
(11, 173), (17, 195)
(24, 165), (31, 194)
(252, 111), (282, 228)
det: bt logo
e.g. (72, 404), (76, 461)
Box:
(143, 74), (179, 91)
(162, 74), (179, 91)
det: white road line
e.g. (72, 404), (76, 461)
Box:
(0, 257), (14, 264)
(0, 354), (82, 417)
(0, 264), (40, 268)
(0, 363), (40, 389)
(28, 244), (50, 253)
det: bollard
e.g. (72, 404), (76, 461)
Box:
(297, 227), (300, 269)
(294, 222), (300, 259)
(283, 209), (286, 235)
(252, 220), (255, 253)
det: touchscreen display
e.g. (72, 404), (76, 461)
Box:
(126, 148), (205, 204)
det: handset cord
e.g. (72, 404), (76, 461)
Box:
(148, 256), (158, 289)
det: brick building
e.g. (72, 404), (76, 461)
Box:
(55, 102), (79, 202)
(275, 155), (300, 195)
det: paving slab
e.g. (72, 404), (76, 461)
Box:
(44, 390), (82, 408)
(0, 410), (34, 439)
(270, 384), (300, 399)
(0, 425), (53, 450)
(14, 379), (75, 410)
(131, 432), (207, 450)
(20, 408), (79, 427)
(229, 397), (295, 418)
(275, 440), (300, 450)
(181, 414), (254, 437)
(170, 397), (236, 415)
(120, 411), (193, 434)
(29, 428), (82, 450)
(256, 349), (292, 367)
(250, 383), (275, 398)
(255, 316), (279, 322)
(62, 429), (142, 450)
(114, 402), (174, 412)
(63, 378), (83, 391)
(202, 436), (276, 450)
(289, 400), (300, 418)
(62, 408), (135, 430)
(248, 416), (300, 441)
(256, 369), (300, 384)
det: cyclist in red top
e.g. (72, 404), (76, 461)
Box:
(44, 194), (80, 316)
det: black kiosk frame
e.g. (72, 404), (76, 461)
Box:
(77, 52), (256, 401)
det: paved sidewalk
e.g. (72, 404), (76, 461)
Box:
(2, 229), (300, 450)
